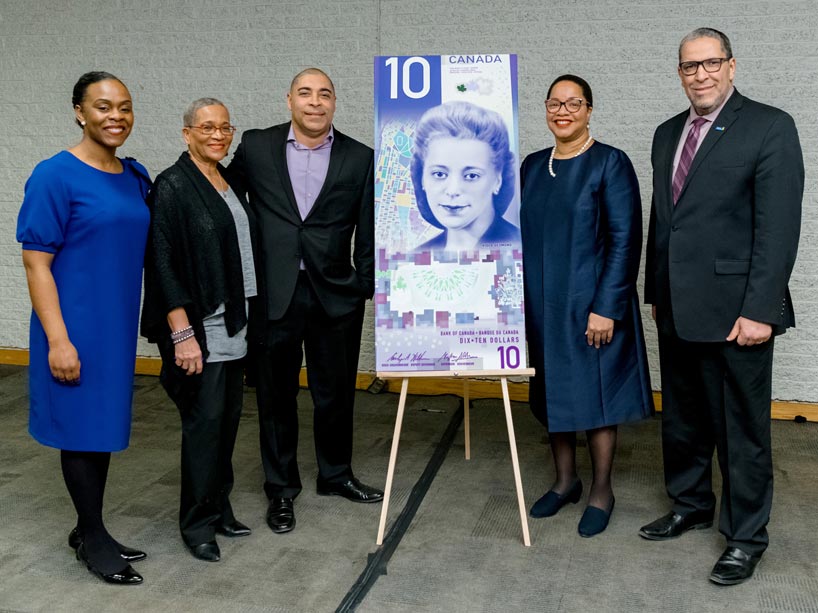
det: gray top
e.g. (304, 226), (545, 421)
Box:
(224, 186), (257, 299)
(202, 186), (257, 363)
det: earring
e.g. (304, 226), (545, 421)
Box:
(493, 188), (500, 195)
(80, 121), (86, 126)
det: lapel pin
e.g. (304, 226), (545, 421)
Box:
(714, 126), (725, 131)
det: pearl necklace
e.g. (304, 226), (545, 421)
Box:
(548, 133), (593, 178)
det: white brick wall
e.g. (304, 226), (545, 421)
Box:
(1, 0), (815, 400)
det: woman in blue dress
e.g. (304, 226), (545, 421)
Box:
(16, 72), (150, 584)
(521, 75), (653, 537)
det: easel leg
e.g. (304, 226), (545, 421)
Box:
(501, 377), (531, 546)
(463, 379), (471, 460)
(377, 377), (409, 545)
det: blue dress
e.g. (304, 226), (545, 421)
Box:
(520, 142), (653, 432)
(16, 151), (150, 451)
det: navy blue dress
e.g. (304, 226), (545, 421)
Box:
(17, 151), (150, 451)
(520, 142), (653, 432)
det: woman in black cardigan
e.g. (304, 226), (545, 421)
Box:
(142, 98), (258, 562)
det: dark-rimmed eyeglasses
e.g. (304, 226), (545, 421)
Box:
(544, 98), (589, 114)
(678, 58), (731, 76)
(185, 124), (237, 136)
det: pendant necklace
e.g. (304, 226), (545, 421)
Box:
(210, 172), (228, 198)
(192, 156), (228, 197)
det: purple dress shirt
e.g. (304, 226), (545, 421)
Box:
(286, 125), (333, 269)
(286, 125), (334, 220)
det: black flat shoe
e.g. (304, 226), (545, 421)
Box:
(266, 497), (295, 533)
(577, 497), (615, 538)
(709, 547), (761, 585)
(530, 480), (582, 518)
(216, 520), (252, 538)
(68, 527), (147, 562)
(638, 510), (713, 540)
(187, 541), (220, 562)
(76, 544), (143, 585)
(316, 477), (384, 503)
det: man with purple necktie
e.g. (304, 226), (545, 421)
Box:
(642, 28), (803, 585)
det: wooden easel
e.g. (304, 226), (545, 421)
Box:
(375, 368), (535, 547)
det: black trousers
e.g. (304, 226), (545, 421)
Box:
(178, 359), (244, 546)
(658, 331), (774, 556)
(256, 272), (365, 499)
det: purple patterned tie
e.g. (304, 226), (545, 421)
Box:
(672, 117), (708, 204)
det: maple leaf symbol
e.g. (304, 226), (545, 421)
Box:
(456, 84), (467, 92)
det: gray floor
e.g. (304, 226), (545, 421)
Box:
(0, 363), (817, 613)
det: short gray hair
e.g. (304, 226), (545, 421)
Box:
(678, 28), (733, 61)
(183, 97), (226, 126)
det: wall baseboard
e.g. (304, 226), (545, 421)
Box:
(2, 348), (816, 423)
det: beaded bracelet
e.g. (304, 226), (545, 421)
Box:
(170, 325), (193, 341)
(172, 330), (196, 345)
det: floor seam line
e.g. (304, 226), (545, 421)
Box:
(336, 397), (465, 612)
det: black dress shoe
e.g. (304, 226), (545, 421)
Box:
(530, 480), (582, 518)
(68, 527), (147, 563)
(317, 477), (384, 503)
(266, 497), (295, 533)
(216, 520), (252, 538)
(710, 547), (761, 585)
(76, 544), (143, 585)
(578, 497), (615, 538)
(187, 541), (220, 562)
(638, 510), (713, 540)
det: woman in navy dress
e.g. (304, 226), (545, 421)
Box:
(16, 72), (150, 584)
(521, 75), (653, 537)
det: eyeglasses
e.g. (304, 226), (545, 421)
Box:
(544, 98), (589, 114)
(185, 124), (237, 135)
(678, 57), (731, 76)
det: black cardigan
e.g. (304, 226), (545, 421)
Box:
(141, 152), (260, 406)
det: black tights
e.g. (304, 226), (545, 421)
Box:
(549, 425), (617, 510)
(60, 450), (124, 573)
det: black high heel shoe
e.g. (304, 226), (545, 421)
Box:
(76, 544), (143, 585)
(68, 528), (147, 562)
(530, 480), (583, 518)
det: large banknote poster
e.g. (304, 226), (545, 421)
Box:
(374, 54), (527, 373)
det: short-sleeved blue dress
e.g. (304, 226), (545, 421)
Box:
(16, 151), (150, 451)
(520, 142), (653, 432)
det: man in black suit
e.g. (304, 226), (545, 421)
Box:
(642, 28), (803, 585)
(229, 68), (383, 534)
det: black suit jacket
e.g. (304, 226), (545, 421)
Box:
(228, 123), (375, 322)
(645, 90), (803, 342)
